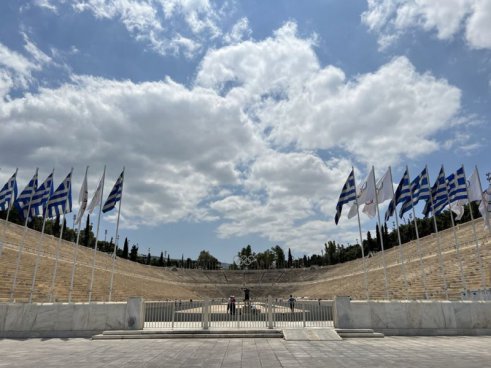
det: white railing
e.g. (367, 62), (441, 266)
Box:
(144, 297), (333, 329)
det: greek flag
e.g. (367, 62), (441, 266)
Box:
(399, 167), (430, 217)
(335, 169), (357, 225)
(0, 171), (18, 211)
(102, 171), (124, 213)
(46, 172), (72, 218)
(384, 169), (410, 222)
(27, 173), (54, 219)
(423, 166), (448, 217)
(447, 166), (467, 203)
(14, 172), (38, 220)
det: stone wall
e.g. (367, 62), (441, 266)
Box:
(0, 297), (144, 338)
(333, 296), (491, 335)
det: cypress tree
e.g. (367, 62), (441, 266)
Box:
(122, 237), (129, 259)
(84, 214), (90, 247)
(129, 245), (138, 261)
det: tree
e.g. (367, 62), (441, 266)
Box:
(272, 245), (285, 268)
(197, 250), (219, 270)
(383, 223), (391, 249)
(256, 249), (275, 269)
(366, 231), (375, 253)
(159, 251), (164, 266)
(129, 245), (138, 261)
(326, 241), (338, 265)
(122, 237), (129, 259)
(53, 214), (61, 237)
(287, 248), (293, 268)
(83, 214), (91, 248)
(146, 251), (151, 265)
(375, 224), (381, 251)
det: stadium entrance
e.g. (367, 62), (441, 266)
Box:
(144, 297), (333, 329)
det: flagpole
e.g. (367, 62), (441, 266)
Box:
(372, 166), (389, 299)
(426, 165), (449, 300)
(475, 166), (491, 233)
(462, 164), (486, 300)
(10, 168), (39, 302)
(406, 166), (429, 300)
(29, 169), (55, 303)
(389, 166), (408, 300)
(49, 211), (66, 302)
(48, 168), (73, 302)
(68, 166), (89, 303)
(108, 168), (124, 302)
(68, 214), (83, 303)
(443, 166), (467, 294)
(352, 167), (370, 300)
(88, 166), (105, 303)
(0, 168), (18, 257)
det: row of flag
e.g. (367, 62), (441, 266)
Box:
(0, 168), (124, 222)
(335, 165), (490, 226)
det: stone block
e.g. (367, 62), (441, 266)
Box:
(470, 301), (491, 328)
(88, 303), (107, 330)
(0, 304), (7, 331)
(55, 303), (76, 331)
(32, 303), (57, 331)
(125, 297), (144, 330)
(105, 303), (126, 330)
(72, 303), (90, 330)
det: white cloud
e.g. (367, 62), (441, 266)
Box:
(33, 0), (58, 13)
(0, 36), (52, 99)
(197, 23), (461, 167)
(0, 76), (260, 228)
(66, 0), (221, 57)
(362, 0), (491, 50)
(0, 22), (465, 253)
(224, 17), (251, 44)
(466, 0), (491, 49)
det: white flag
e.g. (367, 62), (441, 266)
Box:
(467, 167), (482, 202)
(87, 173), (104, 214)
(363, 168), (392, 218)
(452, 200), (465, 221)
(74, 170), (88, 225)
(376, 168), (393, 203)
(358, 167), (376, 205)
(347, 202), (358, 219)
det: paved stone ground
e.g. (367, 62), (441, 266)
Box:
(0, 336), (490, 367)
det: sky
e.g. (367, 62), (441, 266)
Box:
(0, 0), (490, 263)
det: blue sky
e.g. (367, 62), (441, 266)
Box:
(0, 0), (490, 263)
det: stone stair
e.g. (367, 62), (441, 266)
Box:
(335, 328), (384, 338)
(92, 329), (284, 339)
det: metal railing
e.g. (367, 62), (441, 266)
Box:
(144, 297), (333, 329)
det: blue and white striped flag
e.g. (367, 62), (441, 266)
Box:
(14, 172), (38, 220)
(447, 166), (467, 203)
(0, 171), (18, 211)
(335, 169), (357, 225)
(399, 167), (430, 218)
(27, 173), (54, 219)
(102, 171), (124, 213)
(423, 166), (448, 217)
(46, 172), (72, 218)
(385, 169), (410, 222)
